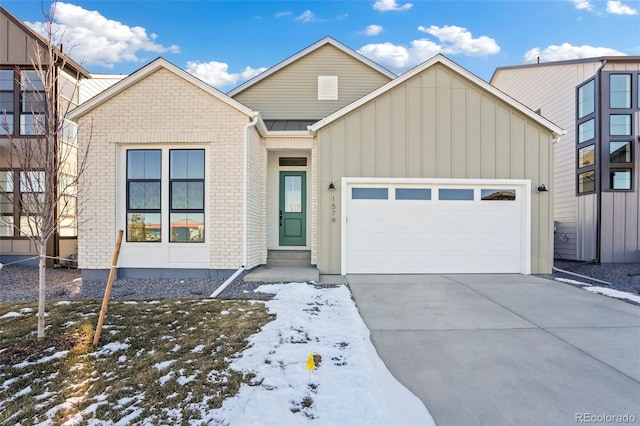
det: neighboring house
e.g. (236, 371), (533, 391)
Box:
(68, 37), (562, 281)
(492, 57), (640, 263)
(0, 6), (90, 267)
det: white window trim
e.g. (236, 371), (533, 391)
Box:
(117, 145), (210, 268)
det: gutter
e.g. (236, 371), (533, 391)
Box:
(211, 113), (259, 298)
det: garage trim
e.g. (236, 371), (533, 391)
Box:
(340, 178), (532, 275)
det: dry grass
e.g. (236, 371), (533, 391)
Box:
(0, 297), (273, 424)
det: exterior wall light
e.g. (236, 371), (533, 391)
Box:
(537, 184), (548, 192)
(328, 182), (336, 191)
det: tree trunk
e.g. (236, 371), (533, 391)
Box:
(37, 241), (47, 339)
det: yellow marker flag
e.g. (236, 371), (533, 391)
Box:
(306, 353), (315, 371)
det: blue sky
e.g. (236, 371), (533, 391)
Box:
(2, 0), (639, 91)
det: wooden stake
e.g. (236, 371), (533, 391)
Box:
(93, 230), (124, 347)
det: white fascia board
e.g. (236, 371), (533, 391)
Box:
(69, 58), (257, 121)
(310, 54), (565, 138)
(227, 37), (396, 97)
(265, 131), (314, 138)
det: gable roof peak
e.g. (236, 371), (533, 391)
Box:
(310, 53), (564, 137)
(0, 5), (90, 78)
(68, 56), (257, 122)
(226, 36), (396, 97)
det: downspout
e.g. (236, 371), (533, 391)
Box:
(210, 113), (259, 298)
(595, 59), (606, 263)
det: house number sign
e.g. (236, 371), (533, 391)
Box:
(331, 196), (336, 223)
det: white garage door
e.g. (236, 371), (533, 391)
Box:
(343, 179), (531, 274)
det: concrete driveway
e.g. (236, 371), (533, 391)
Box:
(347, 274), (640, 426)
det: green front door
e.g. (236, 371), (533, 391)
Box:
(279, 171), (306, 246)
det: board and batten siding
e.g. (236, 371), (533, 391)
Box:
(492, 61), (601, 261)
(0, 11), (42, 65)
(231, 44), (392, 120)
(317, 64), (555, 274)
(600, 61), (640, 263)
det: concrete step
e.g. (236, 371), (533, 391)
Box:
(267, 250), (311, 268)
(243, 266), (319, 283)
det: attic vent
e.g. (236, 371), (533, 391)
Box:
(318, 76), (338, 100)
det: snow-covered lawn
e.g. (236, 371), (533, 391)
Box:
(0, 283), (434, 425)
(203, 283), (434, 425)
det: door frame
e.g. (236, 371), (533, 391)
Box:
(279, 171), (307, 246)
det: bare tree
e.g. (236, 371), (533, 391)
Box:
(0, 4), (90, 338)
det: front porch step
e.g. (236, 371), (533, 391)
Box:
(243, 266), (319, 283)
(267, 250), (311, 268)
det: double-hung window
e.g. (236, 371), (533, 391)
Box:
(126, 150), (161, 242)
(19, 171), (45, 236)
(169, 149), (205, 242)
(0, 70), (14, 135)
(0, 171), (14, 236)
(20, 70), (46, 135)
(0, 170), (48, 237)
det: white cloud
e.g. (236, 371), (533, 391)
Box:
(275, 11), (293, 18)
(362, 24), (383, 36)
(295, 10), (316, 22)
(523, 43), (627, 63)
(606, 0), (638, 14)
(358, 25), (499, 71)
(373, 0), (413, 12)
(418, 25), (500, 56)
(185, 61), (267, 89)
(572, 0), (594, 11)
(358, 42), (414, 68)
(26, 2), (179, 69)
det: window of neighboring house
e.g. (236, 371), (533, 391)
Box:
(126, 149), (161, 242)
(606, 141), (633, 191)
(0, 70), (14, 135)
(576, 78), (597, 196)
(19, 170), (45, 236)
(578, 79), (595, 118)
(610, 74), (631, 109)
(20, 70), (46, 135)
(578, 171), (596, 194)
(0, 171), (14, 236)
(578, 118), (595, 143)
(610, 114), (631, 136)
(578, 145), (595, 167)
(610, 141), (631, 163)
(169, 149), (205, 243)
(59, 174), (77, 237)
(609, 169), (631, 190)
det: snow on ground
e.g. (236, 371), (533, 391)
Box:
(1, 282), (433, 424)
(556, 278), (640, 304)
(200, 282), (435, 425)
(584, 286), (640, 304)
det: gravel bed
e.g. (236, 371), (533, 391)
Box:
(1, 261), (639, 304)
(0, 265), (277, 304)
(550, 260), (640, 295)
